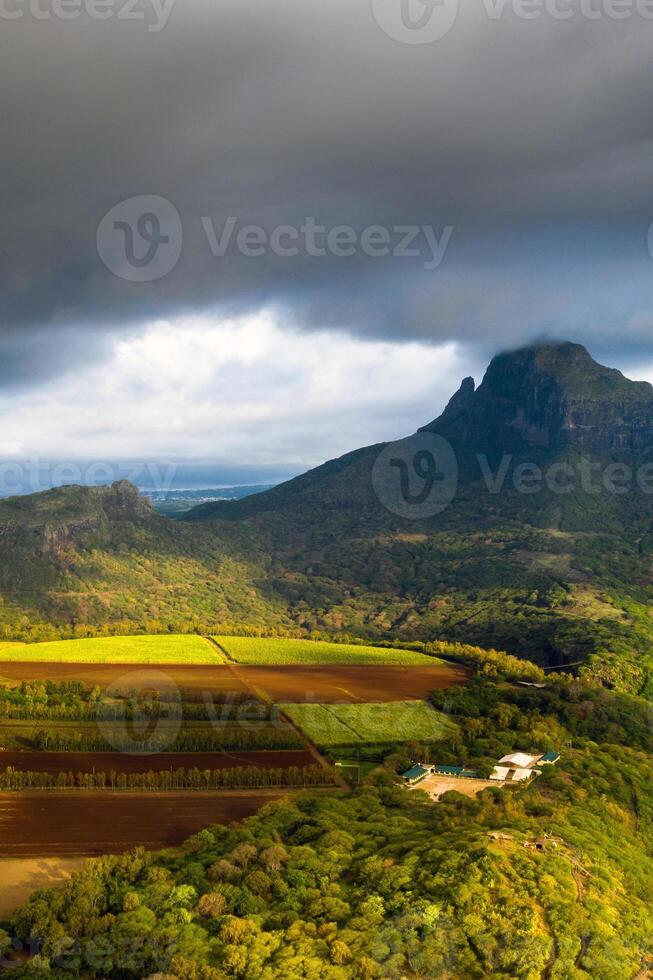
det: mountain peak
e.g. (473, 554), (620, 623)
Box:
(426, 339), (653, 457)
(483, 340), (639, 396)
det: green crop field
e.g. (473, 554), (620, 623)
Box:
(279, 700), (457, 748)
(213, 635), (437, 665)
(0, 634), (218, 664)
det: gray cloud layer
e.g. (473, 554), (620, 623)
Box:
(2, 0), (653, 388)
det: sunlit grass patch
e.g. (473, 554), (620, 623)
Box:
(279, 700), (457, 748)
(213, 636), (436, 665)
(0, 635), (217, 664)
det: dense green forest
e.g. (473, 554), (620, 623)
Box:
(5, 650), (653, 978)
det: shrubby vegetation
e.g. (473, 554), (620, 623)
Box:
(5, 775), (651, 978)
(5, 650), (653, 978)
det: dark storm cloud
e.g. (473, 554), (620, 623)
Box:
(2, 0), (653, 383)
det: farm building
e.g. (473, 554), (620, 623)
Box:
(401, 765), (430, 785)
(433, 764), (480, 779)
(490, 766), (510, 782)
(402, 763), (481, 782)
(499, 752), (538, 768)
(491, 748), (560, 783)
(490, 765), (534, 782)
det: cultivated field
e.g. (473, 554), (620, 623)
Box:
(280, 700), (457, 748)
(0, 634), (218, 664)
(0, 663), (471, 702)
(0, 642), (25, 655)
(214, 635), (437, 665)
(0, 749), (315, 774)
(0, 791), (295, 856)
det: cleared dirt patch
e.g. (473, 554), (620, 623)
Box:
(0, 749), (315, 774)
(408, 774), (498, 800)
(0, 790), (293, 856)
(0, 857), (85, 917)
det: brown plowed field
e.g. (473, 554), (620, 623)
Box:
(0, 662), (470, 702)
(0, 749), (315, 774)
(0, 791), (294, 856)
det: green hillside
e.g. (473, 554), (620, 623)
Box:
(4, 344), (653, 696)
(0, 481), (288, 641)
(184, 344), (653, 697)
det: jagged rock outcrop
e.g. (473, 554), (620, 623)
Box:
(423, 342), (653, 458)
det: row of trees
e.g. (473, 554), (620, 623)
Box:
(29, 727), (303, 753)
(0, 680), (276, 722)
(0, 764), (335, 791)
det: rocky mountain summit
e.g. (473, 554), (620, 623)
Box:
(423, 342), (653, 458)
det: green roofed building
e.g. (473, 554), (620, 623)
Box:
(401, 765), (430, 784)
(433, 764), (480, 779)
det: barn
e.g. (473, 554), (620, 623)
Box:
(401, 765), (430, 785)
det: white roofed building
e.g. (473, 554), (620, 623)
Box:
(490, 764), (536, 782)
(510, 767), (534, 782)
(499, 752), (538, 769)
(490, 766), (510, 781)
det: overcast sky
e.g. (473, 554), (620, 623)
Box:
(2, 0), (653, 490)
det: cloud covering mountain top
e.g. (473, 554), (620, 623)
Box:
(2, 0), (653, 470)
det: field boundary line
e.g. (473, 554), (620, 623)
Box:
(277, 709), (349, 790)
(323, 704), (366, 742)
(203, 636), (236, 663)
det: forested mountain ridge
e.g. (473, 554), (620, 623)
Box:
(5, 342), (653, 695)
(187, 342), (653, 695)
(0, 481), (286, 636)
